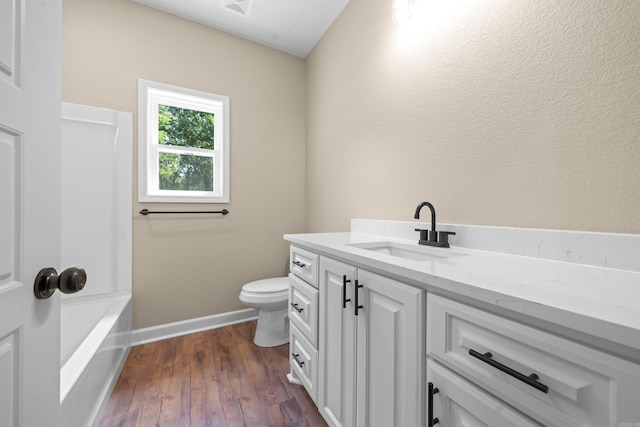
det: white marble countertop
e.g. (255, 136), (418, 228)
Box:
(284, 227), (640, 360)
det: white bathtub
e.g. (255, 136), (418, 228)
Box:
(60, 294), (131, 427)
(60, 103), (133, 426)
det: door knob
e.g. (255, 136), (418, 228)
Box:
(34, 267), (87, 299)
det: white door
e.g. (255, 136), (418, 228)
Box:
(0, 0), (62, 426)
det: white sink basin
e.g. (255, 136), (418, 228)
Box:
(348, 241), (467, 262)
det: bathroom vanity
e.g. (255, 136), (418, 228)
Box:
(285, 219), (640, 427)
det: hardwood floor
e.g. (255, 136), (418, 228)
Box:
(99, 321), (327, 427)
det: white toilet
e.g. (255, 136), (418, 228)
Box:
(239, 277), (290, 347)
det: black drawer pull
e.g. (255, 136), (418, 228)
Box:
(290, 302), (304, 313)
(292, 260), (306, 268)
(292, 353), (305, 368)
(428, 382), (439, 427)
(469, 349), (549, 393)
(342, 275), (351, 308)
(354, 280), (364, 316)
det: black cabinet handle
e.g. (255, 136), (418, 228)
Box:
(354, 280), (364, 316)
(292, 353), (305, 368)
(428, 382), (439, 427)
(290, 302), (303, 313)
(342, 275), (351, 308)
(292, 260), (306, 268)
(469, 349), (549, 393)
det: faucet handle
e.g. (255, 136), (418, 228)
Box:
(437, 231), (456, 248)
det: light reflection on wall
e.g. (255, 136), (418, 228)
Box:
(394, 0), (412, 22)
(392, 0), (496, 53)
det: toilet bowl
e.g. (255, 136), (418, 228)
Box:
(239, 277), (289, 347)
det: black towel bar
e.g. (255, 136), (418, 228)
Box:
(140, 209), (229, 216)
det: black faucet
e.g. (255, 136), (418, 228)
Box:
(414, 201), (455, 248)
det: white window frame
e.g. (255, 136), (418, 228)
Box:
(138, 79), (229, 203)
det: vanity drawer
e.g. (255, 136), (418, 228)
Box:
(290, 246), (319, 287)
(428, 360), (542, 427)
(427, 293), (640, 427)
(288, 273), (319, 347)
(290, 323), (318, 404)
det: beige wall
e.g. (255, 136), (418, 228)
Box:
(63, 0), (640, 328)
(306, 0), (640, 234)
(63, 0), (306, 329)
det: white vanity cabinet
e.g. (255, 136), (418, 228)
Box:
(286, 228), (640, 427)
(426, 293), (640, 427)
(318, 256), (424, 427)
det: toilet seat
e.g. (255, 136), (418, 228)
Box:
(242, 277), (288, 293)
(239, 277), (289, 305)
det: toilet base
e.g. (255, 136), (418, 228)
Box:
(253, 308), (289, 347)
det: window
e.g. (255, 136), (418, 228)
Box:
(138, 79), (229, 203)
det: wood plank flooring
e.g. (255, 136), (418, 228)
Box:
(99, 320), (327, 427)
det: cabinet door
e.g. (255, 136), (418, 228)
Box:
(428, 361), (543, 427)
(356, 270), (424, 427)
(318, 257), (358, 427)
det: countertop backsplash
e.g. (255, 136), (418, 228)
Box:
(351, 219), (640, 273)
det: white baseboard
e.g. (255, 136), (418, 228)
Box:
(131, 308), (258, 346)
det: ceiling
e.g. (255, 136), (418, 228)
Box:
(132, 0), (351, 58)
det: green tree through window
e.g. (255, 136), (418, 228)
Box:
(138, 79), (229, 203)
(157, 105), (215, 191)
